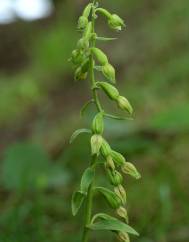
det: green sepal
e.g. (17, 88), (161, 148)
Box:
(121, 162), (141, 179)
(70, 128), (92, 144)
(92, 112), (104, 134)
(71, 190), (86, 216)
(94, 186), (122, 209)
(102, 63), (116, 83)
(96, 81), (119, 100)
(111, 150), (126, 166)
(90, 134), (103, 155)
(88, 213), (139, 236)
(83, 3), (93, 18)
(91, 47), (109, 66)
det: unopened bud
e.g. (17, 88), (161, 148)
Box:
(91, 48), (108, 65)
(108, 14), (125, 31)
(121, 162), (141, 179)
(96, 187), (122, 209)
(74, 67), (87, 81)
(71, 50), (84, 65)
(102, 63), (116, 83)
(84, 21), (92, 39)
(92, 112), (104, 134)
(97, 82), (119, 100)
(83, 3), (93, 18)
(77, 38), (89, 49)
(116, 206), (129, 223)
(114, 185), (127, 205)
(107, 169), (123, 186)
(81, 59), (89, 73)
(106, 156), (115, 170)
(78, 16), (88, 29)
(100, 139), (111, 158)
(90, 134), (103, 155)
(117, 232), (130, 242)
(117, 96), (133, 114)
(111, 150), (126, 166)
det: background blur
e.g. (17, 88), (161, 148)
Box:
(0, 0), (189, 241)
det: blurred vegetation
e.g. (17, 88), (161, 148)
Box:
(0, 0), (188, 241)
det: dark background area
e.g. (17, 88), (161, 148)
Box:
(0, 0), (189, 241)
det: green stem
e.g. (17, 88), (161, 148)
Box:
(81, 2), (102, 242)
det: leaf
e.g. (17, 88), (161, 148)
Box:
(69, 128), (92, 144)
(94, 187), (121, 209)
(104, 113), (133, 121)
(80, 99), (95, 116)
(88, 213), (139, 236)
(80, 167), (95, 193)
(71, 191), (86, 216)
(96, 37), (117, 41)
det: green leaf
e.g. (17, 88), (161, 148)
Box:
(88, 213), (139, 236)
(80, 167), (95, 193)
(70, 128), (92, 144)
(96, 36), (117, 41)
(71, 191), (86, 216)
(94, 187), (122, 209)
(104, 113), (133, 121)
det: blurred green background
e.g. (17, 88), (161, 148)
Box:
(0, 0), (189, 241)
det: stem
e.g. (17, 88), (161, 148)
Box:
(81, 2), (102, 242)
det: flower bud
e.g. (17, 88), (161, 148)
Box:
(91, 48), (108, 65)
(84, 22), (92, 39)
(90, 134), (103, 155)
(116, 206), (129, 223)
(81, 59), (90, 73)
(74, 67), (87, 81)
(117, 232), (130, 242)
(108, 194), (122, 209)
(96, 187), (122, 209)
(107, 169), (123, 186)
(121, 162), (141, 179)
(117, 96), (133, 114)
(77, 38), (89, 49)
(78, 16), (88, 29)
(108, 14), (125, 31)
(92, 112), (104, 134)
(83, 3), (93, 18)
(97, 82), (119, 100)
(71, 50), (84, 65)
(102, 63), (116, 83)
(114, 185), (127, 205)
(106, 156), (115, 170)
(100, 139), (111, 158)
(111, 150), (126, 166)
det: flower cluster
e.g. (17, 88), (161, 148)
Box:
(70, 1), (141, 242)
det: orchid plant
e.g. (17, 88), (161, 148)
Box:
(69, 1), (141, 242)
